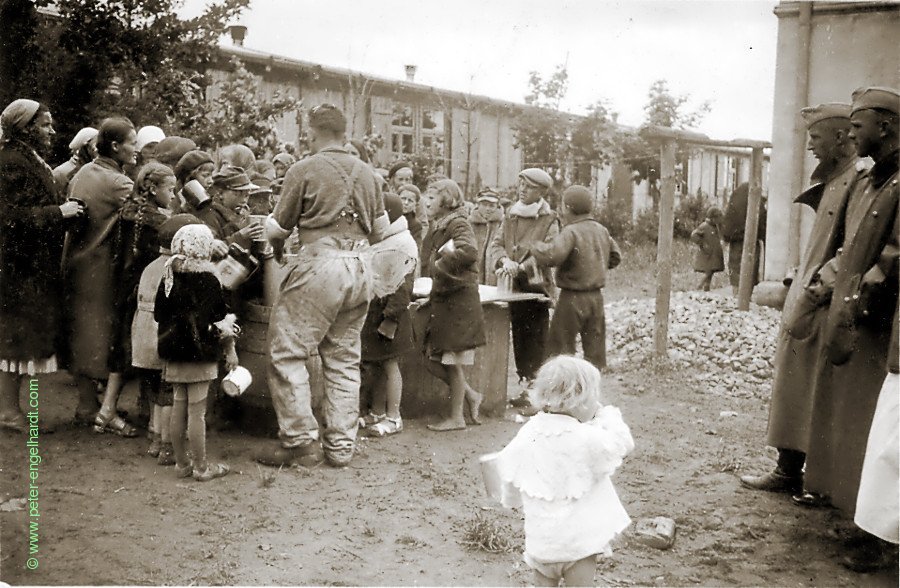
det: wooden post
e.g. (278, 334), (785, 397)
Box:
(654, 139), (677, 358)
(738, 147), (764, 310)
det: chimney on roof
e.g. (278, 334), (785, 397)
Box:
(228, 25), (247, 47)
(404, 65), (417, 82)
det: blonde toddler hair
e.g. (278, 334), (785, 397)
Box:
(531, 355), (602, 414)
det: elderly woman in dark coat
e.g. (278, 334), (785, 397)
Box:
(65, 116), (140, 437)
(0, 99), (84, 432)
(420, 179), (486, 431)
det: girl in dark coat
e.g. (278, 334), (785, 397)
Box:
(359, 193), (419, 436)
(0, 99), (84, 432)
(690, 206), (725, 291)
(155, 224), (238, 481)
(420, 179), (486, 431)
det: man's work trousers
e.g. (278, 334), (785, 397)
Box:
(267, 240), (371, 459)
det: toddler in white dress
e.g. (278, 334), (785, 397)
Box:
(493, 355), (633, 586)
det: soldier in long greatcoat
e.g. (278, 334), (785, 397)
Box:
(802, 87), (898, 519)
(740, 103), (863, 500)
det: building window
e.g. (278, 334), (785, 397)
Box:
(389, 103), (446, 160)
(391, 104), (414, 157)
(421, 109), (445, 157)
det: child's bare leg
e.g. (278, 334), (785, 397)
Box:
(464, 384), (482, 425)
(171, 385), (189, 468)
(150, 404), (161, 435)
(383, 358), (402, 420)
(532, 569), (559, 587)
(186, 381), (209, 470)
(562, 555), (596, 587)
(370, 362), (387, 417)
(98, 372), (125, 418)
(159, 405), (173, 443)
(427, 363), (466, 431)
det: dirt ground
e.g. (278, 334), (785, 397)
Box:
(1, 246), (897, 586)
(1, 356), (897, 587)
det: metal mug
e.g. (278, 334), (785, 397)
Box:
(182, 179), (211, 209)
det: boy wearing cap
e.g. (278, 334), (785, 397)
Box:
(489, 167), (560, 398)
(528, 185), (620, 371)
(469, 188), (503, 285)
(741, 102), (863, 500)
(198, 165), (265, 249)
(801, 87), (899, 567)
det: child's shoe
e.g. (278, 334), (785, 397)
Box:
(358, 412), (385, 429)
(367, 416), (403, 437)
(147, 433), (162, 457)
(192, 462), (230, 482)
(157, 442), (176, 466)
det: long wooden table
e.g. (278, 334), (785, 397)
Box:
(233, 281), (546, 435)
(398, 279), (546, 419)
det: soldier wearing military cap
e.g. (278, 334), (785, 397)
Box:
(800, 88), (899, 556)
(741, 102), (864, 502)
(488, 167), (560, 403)
(194, 165), (264, 252)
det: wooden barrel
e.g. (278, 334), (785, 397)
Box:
(235, 302), (325, 437)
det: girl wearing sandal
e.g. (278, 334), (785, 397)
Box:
(420, 179), (486, 432)
(155, 224), (238, 481)
(359, 192), (419, 437)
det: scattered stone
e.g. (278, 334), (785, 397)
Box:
(0, 498), (26, 512)
(633, 517), (677, 550)
(607, 292), (781, 398)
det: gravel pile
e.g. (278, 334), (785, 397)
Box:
(606, 292), (782, 398)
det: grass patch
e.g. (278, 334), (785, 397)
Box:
(606, 239), (729, 302)
(459, 512), (521, 554)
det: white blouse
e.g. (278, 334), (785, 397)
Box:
(496, 407), (634, 563)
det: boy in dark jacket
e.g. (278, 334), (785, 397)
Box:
(528, 185), (621, 371)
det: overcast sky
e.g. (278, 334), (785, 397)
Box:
(182, 0), (780, 140)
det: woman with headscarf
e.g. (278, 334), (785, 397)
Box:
(0, 99), (84, 432)
(65, 116), (140, 436)
(52, 127), (98, 197)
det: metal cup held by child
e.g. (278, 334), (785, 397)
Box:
(479, 452), (504, 501)
(221, 366), (252, 397)
(182, 179), (212, 210)
(215, 243), (259, 290)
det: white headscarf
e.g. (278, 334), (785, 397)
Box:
(162, 224), (216, 296)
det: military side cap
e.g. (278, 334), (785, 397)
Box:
(562, 185), (593, 215)
(851, 86), (900, 115)
(800, 103), (851, 128)
(518, 168), (553, 189)
(212, 166), (258, 191)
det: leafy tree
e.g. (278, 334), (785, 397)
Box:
(620, 79), (711, 207)
(191, 57), (301, 156)
(513, 64), (570, 181)
(0, 0), (248, 160)
(568, 100), (618, 185)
